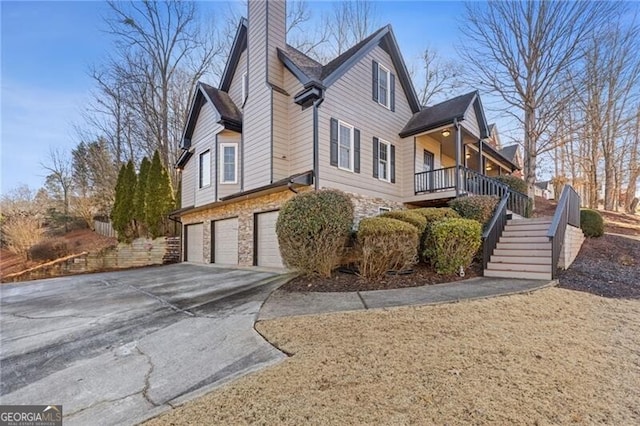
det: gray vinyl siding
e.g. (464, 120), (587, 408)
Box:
(318, 46), (413, 202)
(193, 103), (223, 207)
(228, 50), (247, 109)
(181, 154), (196, 208)
(272, 90), (289, 180)
(217, 131), (242, 199)
(463, 104), (481, 139)
(244, 1), (272, 190)
(285, 70), (313, 174)
(266, 0), (285, 88)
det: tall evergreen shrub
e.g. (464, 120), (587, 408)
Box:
(145, 151), (174, 238)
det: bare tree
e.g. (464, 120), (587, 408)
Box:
(624, 106), (640, 213)
(101, 0), (222, 185)
(577, 18), (640, 210)
(41, 148), (74, 231)
(461, 1), (615, 206)
(412, 47), (464, 107)
(323, 0), (379, 58)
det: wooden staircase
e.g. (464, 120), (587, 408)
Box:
(484, 217), (553, 280)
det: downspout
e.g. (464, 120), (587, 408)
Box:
(454, 118), (461, 197)
(312, 96), (325, 190)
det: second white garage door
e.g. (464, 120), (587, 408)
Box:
(255, 211), (284, 268)
(214, 218), (239, 264)
(185, 223), (204, 263)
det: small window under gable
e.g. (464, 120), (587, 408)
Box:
(220, 143), (238, 184)
(372, 61), (394, 111)
(199, 150), (211, 188)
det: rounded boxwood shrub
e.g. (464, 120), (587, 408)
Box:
(431, 218), (482, 275)
(379, 210), (427, 234)
(357, 217), (419, 280)
(580, 209), (604, 237)
(276, 189), (354, 277)
(494, 175), (527, 194)
(449, 195), (499, 226)
(411, 208), (461, 262)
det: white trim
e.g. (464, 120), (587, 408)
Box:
(378, 207), (391, 213)
(377, 139), (391, 182)
(199, 150), (211, 189)
(377, 63), (391, 109)
(219, 143), (238, 184)
(337, 120), (354, 172)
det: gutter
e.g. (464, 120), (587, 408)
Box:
(312, 96), (325, 190)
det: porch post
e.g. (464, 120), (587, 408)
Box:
(478, 139), (483, 174)
(454, 119), (461, 196)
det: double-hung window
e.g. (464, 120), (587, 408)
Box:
(378, 139), (390, 181)
(338, 121), (354, 171)
(220, 143), (237, 184)
(199, 150), (211, 188)
(377, 64), (390, 108)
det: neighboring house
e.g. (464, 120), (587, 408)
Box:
(535, 180), (555, 200)
(171, 0), (521, 267)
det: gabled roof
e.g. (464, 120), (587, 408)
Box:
(278, 25), (421, 113)
(499, 144), (519, 164)
(176, 82), (242, 168)
(535, 180), (551, 190)
(400, 91), (484, 138)
(220, 18), (248, 92)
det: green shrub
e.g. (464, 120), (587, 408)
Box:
(357, 217), (419, 280)
(28, 240), (69, 262)
(431, 218), (482, 275)
(411, 208), (461, 262)
(580, 209), (604, 237)
(494, 175), (527, 194)
(276, 190), (354, 277)
(379, 210), (427, 234)
(449, 195), (499, 226)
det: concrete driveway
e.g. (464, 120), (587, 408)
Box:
(0, 264), (289, 425)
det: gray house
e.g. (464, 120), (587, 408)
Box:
(172, 0), (520, 268)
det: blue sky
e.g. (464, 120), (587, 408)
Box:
(1, 0), (470, 193)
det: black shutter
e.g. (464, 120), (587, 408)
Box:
(354, 129), (361, 173)
(330, 118), (338, 166)
(372, 61), (379, 102)
(390, 144), (396, 183)
(372, 137), (379, 178)
(390, 73), (396, 112)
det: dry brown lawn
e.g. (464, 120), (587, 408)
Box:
(148, 288), (640, 425)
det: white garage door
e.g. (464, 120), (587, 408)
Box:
(185, 223), (204, 263)
(256, 211), (284, 268)
(214, 218), (239, 264)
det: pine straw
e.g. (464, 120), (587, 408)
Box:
(147, 288), (640, 425)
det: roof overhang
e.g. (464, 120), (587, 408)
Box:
(169, 171), (314, 218)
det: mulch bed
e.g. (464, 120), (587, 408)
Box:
(280, 262), (482, 292)
(558, 234), (639, 299)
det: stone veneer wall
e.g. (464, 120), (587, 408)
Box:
(2, 237), (179, 283)
(344, 191), (405, 225)
(558, 225), (585, 269)
(181, 188), (311, 266)
(180, 187), (407, 266)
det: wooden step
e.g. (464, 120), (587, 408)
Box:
(493, 248), (551, 257)
(502, 229), (549, 237)
(505, 222), (551, 231)
(487, 262), (551, 273)
(490, 255), (552, 265)
(484, 269), (552, 280)
(508, 217), (552, 225)
(499, 236), (550, 244)
(496, 242), (551, 250)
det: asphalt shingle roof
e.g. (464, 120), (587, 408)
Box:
(400, 91), (477, 137)
(200, 82), (242, 125)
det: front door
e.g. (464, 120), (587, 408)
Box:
(423, 150), (434, 190)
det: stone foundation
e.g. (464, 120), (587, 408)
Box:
(181, 187), (408, 266)
(181, 188), (311, 265)
(558, 225), (585, 269)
